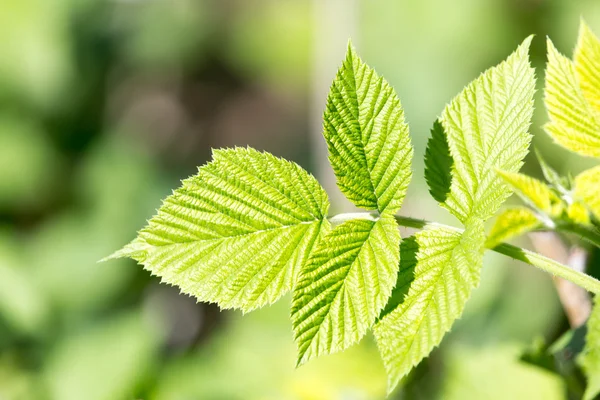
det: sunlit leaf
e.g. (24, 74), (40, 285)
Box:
(374, 220), (485, 392)
(439, 37), (535, 222)
(486, 207), (542, 248)
(108, 147), (330, 312)
(292, 215), (400, 365)
(496, 170), (563, 216)
(545, 36), (600, 157)
(323, 43), (413, 214)
(575, 21), (600, 116)
(574, 165), (600, 221)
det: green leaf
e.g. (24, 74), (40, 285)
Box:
(567, 201), (592, 226)
(575, 21), (600, 116)
(581, 297), (600, 400)
(373, 219), (486, 393)
(424, 119), (453, 203)
(545, 37), (600, 157)
(323, 43), (413, 214)
(486, 207), (542, 248)
(107, 147), (330, 312)
(292, 215), (400, 365)
(496, 170), (563, 216)
(535, 148), (569, 191)
(440, 37), (536, 222)
(574, 165), (600, 221)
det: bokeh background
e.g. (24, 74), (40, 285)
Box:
(2, 0), (600, 399)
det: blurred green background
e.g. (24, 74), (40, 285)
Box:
(2, 0), (600, 399)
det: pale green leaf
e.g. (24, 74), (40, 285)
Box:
(545, 37), (600, 157)
(497, 170), (563, 216)
(575, 21), (600, 115)
(424, 119), (453, 203)
(581, 297), (600, 400)
(574, 165), (600, 221)
(323, 43), (413, 214)
(373, 219), (486, 393)
(440, 37), (536, 222)
(486, 207), (542, 248)
(535, 147), (569, 191)
(567, 201), (592, 226)
(292, 215), (400, 365)
(107, 147), (330, 312)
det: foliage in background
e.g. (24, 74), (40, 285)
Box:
(110, 21), (600, 399)
(4, 1), (600, 399)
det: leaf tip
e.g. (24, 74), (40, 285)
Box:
(100, 239), (148, 263)
(521, 34), (535, 50)
(546, 36), (560, 58)
(345, 39), (359, 62)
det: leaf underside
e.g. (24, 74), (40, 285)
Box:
(108, 147), (330, 312)
(292, 215), (400, 365)
(374, 220), (486, 393)
(424, 120), (453, 203)
(323, 44), (413, 214)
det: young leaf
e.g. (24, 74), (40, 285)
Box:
(424, 120), (453, 203)
(440, 37), (536, 222)
(574, 165), (600, 221)
(545, 37), (600, 157)
(580, 297), (600, 400)
(486, 207), (542, 248)
(106, 147), (330, 312)
(575, 21), (600, 115)
(567, 201), (592, 226)
(292, 215), (400, 365)
(496, 170), (563, 216)
(323, 43), (413, 214)
(373, 219), (486, 393)
(535, 148), (569, 191)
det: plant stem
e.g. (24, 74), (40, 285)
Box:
(492, 243), (600, 294)
(558, 222), (600, 248)
(392, 215), (600, 294)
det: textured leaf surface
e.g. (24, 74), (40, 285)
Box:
(440, 37), (535, 222)
(581, 297), (600, 400)
(108, 147), (330, 312)
(292, 215), (400, 365)
(574, 165), (600, 221)
(545, 37), (600, 157)
(323, 44), (413, 214)
(373, 220), (486, 392)
(424, 120), (453, 203)
(486, 207), (542, 248)
(497, 170), (562, 215)
(575, 21), (600, 115)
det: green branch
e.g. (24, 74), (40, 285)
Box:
(558, 222), (600, 249)
(391, 215), (600, 294)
